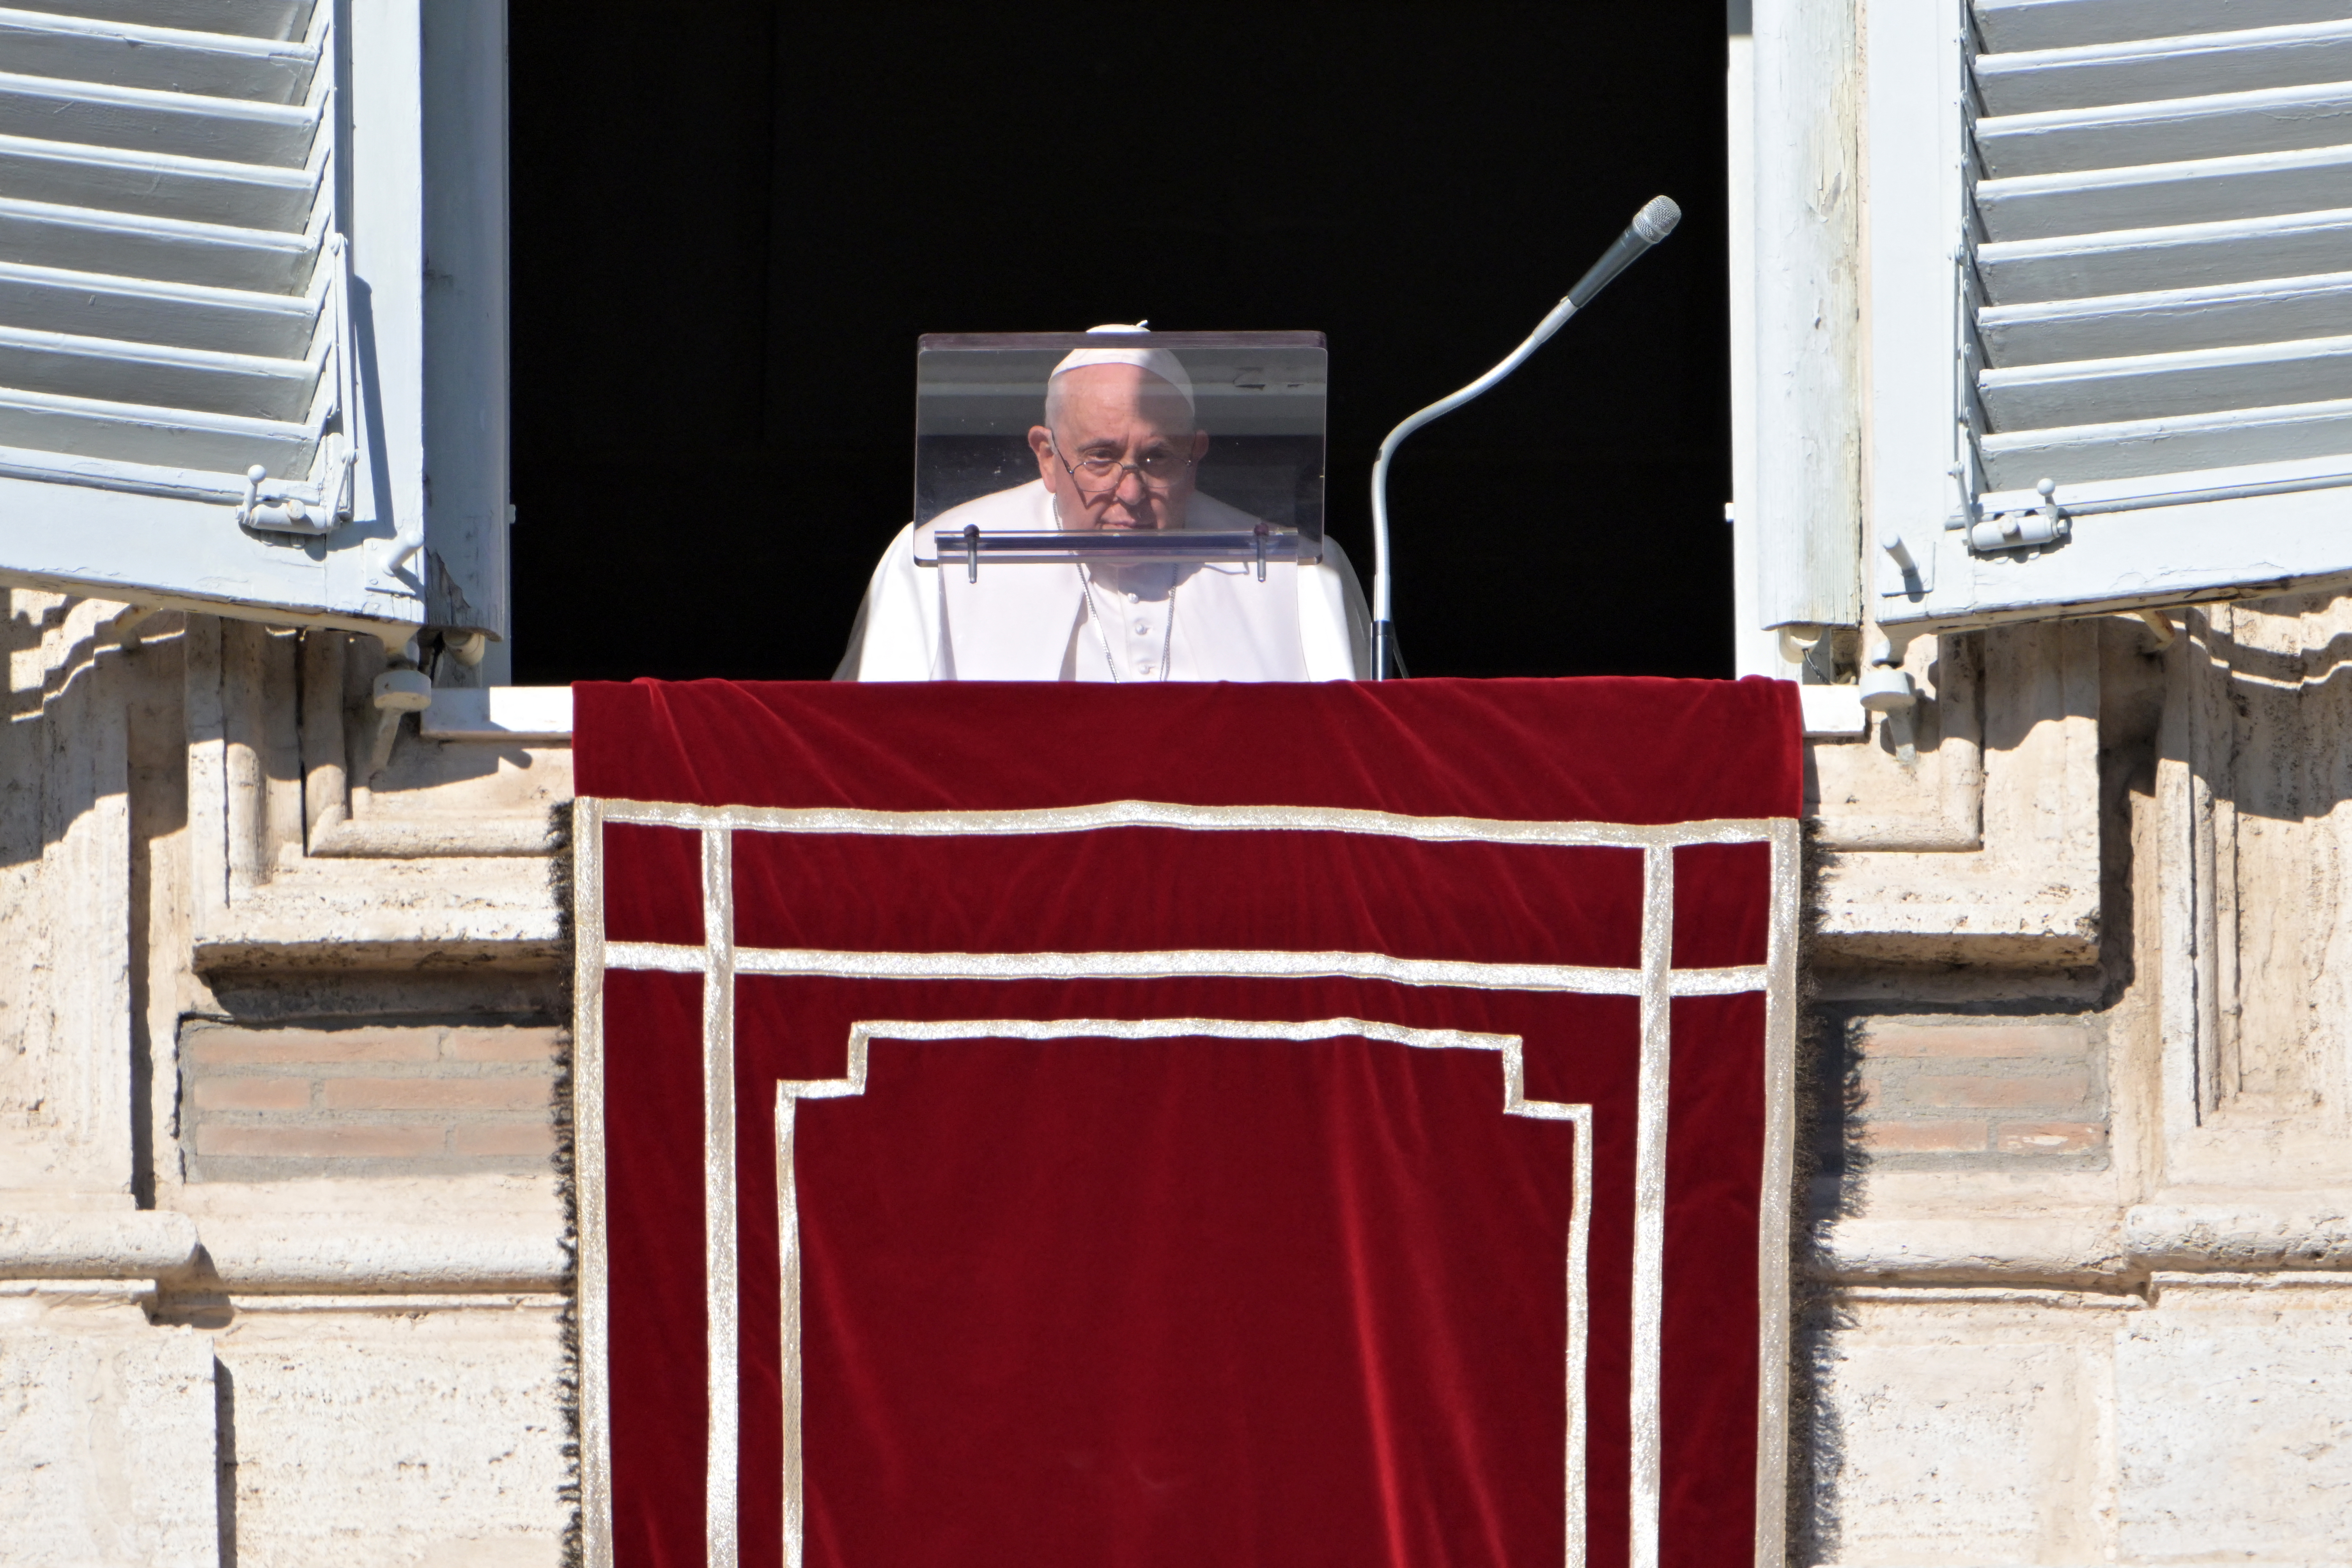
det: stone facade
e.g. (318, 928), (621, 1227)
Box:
(4, 583), (2351, 1562)
(0, 599), (570, 1566)
(1802, 603), (2352, 1565)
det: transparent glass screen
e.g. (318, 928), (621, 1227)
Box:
(912, 331), (1326, 568)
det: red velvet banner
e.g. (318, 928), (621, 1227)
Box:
(574, 678), (1799, 1568)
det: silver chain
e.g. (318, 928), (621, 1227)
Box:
(1078, 565), (1174, 682)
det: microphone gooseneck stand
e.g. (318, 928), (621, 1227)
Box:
(1368, 195), (1683, 680)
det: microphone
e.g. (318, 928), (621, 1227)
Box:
(1368, 195), (1683, 680)
(1567, 195), (1682, 310)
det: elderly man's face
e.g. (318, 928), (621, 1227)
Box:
(1029, 364), (1211, 531)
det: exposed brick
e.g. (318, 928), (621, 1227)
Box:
(1859, 1119), (1989, 1154)
(196, 1123), (446, 1158)
(1907, 1068), (2091, 1111)
(441, 1028), (561, 1063)
(1995, 1120), (2106, 1154)
(320, 1076), (549, 1111)
(450, 1120), (558, 1158)
(183, 1026), (438, 1067)
(1859, 1022), (2090, 1060)
(190, 1076), (313, 1111)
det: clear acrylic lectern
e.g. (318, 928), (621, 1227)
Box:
(911, 330), (1326, 579)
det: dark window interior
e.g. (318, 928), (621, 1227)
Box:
(510, 3), (1730, 683)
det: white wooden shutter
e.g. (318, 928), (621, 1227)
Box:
(1870, 0), (2352, 637)
(0, 0), (506, 643)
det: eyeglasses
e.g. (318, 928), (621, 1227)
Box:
(1047, 433), (1194, 495)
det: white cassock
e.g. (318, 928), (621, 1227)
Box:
(834, 479), (1371, 681)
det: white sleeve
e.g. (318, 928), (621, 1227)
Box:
(833, 523), (944, 681)
(1299, 536), (1373, 681)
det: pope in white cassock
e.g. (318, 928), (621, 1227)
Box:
(835, 329), (1372, 681)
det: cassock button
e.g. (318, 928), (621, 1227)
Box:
(1133, 621), (1150, 636)
(1137, 665), (1155, 676)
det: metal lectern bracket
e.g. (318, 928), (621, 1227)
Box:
(920, 528), (1307, 572)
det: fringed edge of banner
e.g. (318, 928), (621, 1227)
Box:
(552, 796), (587, 1568)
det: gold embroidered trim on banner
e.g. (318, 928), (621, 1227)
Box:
(1630, 844), (1676, 1568)
(602, 794), (1781, 851)
(1756, 817), (1800, 1568)
(605, 939), (1763, 998)
(573, 800), (613, 1568)
(700, 828), (741, 1568)
(774, 1018), (1594, 1568)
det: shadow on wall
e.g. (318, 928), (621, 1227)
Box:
(0, 596), (148, 873)
(2182, 594), (2352, 823)
(2167, 594), (2352, 1113)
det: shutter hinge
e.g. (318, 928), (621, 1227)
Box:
(236, 441), (354, 537)
(1964, 477), (2070, 555)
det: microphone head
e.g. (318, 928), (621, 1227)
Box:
(1631, 195), (1682, 244)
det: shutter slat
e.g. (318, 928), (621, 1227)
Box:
(1976, 20), (2352, 114)
(0, 133), (320, 230)
(1978, 208), (2352, 302)
(1981, 333), (2352, 427)
(1977, 142), (2352, 238)
(1980, 271), (2352, 362)
(0, 382), (319, 476)
(0, 68), (321, 169)
(0, 260), (316, 357)
(1979, 81), (2352, 177)
(0, 196), (318, 292)
(0, 321), (320, 420)
(1977, 0), (2352, 53)
(1979, 397), (2352, 486)
(24, 0), (313, 44)
(0, 7), (318, 102)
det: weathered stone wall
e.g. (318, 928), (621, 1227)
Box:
(0, 596), (571, 1566)
(213, 1298), (569, 1568)
(0, 1286), (218, 1566)
(1811, 1279), (2352, 1564)
(1802, 600), (2352, 1565)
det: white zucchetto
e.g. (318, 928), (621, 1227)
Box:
(1050, 324), (1195, 419)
